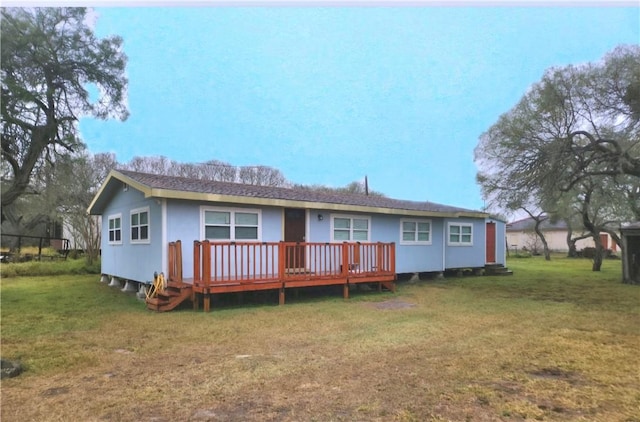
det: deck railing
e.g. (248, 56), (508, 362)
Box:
(192, 241), (395, 288)
(168, 240), (183, 282)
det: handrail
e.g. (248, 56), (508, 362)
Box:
(168, 240), (183, 282)
(193, 241), (395, 288)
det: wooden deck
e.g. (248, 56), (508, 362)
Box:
(147, 240), (396, 312)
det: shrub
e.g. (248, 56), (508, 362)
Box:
(579, 247), (619, 260)
(0, 258), (101, 278)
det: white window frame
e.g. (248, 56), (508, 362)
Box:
(330, 214), (371, 242)
(200, 206), (262, 241)
(448, 222), (473, 246)
(400, 219), (432, 245)
(130, 207), (150, 244)
(108, 213), (122, 245)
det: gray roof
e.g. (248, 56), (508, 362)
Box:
(621, 222), (640, 234)
(89, 169), (488, 218)
(507, 216), (569, 232)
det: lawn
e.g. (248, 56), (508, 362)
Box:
(1, 256), (639, 421)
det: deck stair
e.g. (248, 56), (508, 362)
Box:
(146, 281), (193, 312)
(484, 264), (513, 276)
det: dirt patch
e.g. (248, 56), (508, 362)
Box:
(40, 386), (69, 397)
(365, 298), (416, 310)
(529, 367), (582, 384)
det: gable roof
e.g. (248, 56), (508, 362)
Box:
(88, 169), (489, 219)
(507, 216), (569, 232)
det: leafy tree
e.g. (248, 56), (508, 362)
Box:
(1, 7), (128, 221)
(559, 45), (640, 185)
(475, 45), (640, 270)
(570, 177), (630, 270)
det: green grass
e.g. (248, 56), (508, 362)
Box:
(1, 255), (639, 422)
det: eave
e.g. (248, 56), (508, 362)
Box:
(88, 170), (489, 219)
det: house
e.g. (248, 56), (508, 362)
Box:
(506, 217), (617, 253)
(88, 170), (507, 310)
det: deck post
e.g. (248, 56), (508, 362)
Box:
(204, 294), (210, 312)
(278, 241), (285, 282)
(193, 241), (201, 284)
(343, 283), (349, 299)
(192, 292), (199, 310)
(202, 240), (211, 289)
(377, 242), (384, 272)
(342, 242), (349, 278)
(279, 287), (285, 305)
(390, 242), (396, 274)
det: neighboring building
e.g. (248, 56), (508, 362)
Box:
(61, 215), (101, 251)
(506, 217), (617, 253)
(88, 170), (507, 287)
(621, 222), (640, 284)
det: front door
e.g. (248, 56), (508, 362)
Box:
(486, 222), (496, 263)
(284, 208), (306, 269)
(600, 233), (609, 250)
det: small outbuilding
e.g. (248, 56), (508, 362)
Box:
(620, 222), (640, 284)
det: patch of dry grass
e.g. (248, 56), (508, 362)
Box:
(1, 256), (639, 421)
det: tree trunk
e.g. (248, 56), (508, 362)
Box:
(566, 226), (577, 258)
(1, 125), (56, 212)
(567, 239), (578, 258)
(534, 222), (551, 261)
(592, 234), (604, 271)
(522, 208), (551, 261)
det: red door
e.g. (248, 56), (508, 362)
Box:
(600, 233), (609, 250)
(486, 222), (496, 263)
(284, 208), (306, 269)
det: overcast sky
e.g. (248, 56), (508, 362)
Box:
(72, 5), (639, 212)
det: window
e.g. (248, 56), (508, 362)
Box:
(400, 219), (431, 245)
(131, 207), (150, 243)
(448, 223), (473, 246)
(108, 214), (122, 245)
(202, 207), (260, 241)
(331, 215), (370, 242)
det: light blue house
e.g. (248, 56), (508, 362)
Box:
(88, 170), (506, 290)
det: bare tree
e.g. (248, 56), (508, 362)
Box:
(237, 165), (287, 187)
(58, 152), (117, 264)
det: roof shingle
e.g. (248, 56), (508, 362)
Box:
(110, 169), (486, 216)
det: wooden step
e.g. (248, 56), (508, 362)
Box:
(146, 297), (169, 311)
(167, 281), (191, 289)
(157, 289), (183, 298)
(381, 281), (396, 292)
(146, 285), (193, 312)
(484, 265), (514, 276)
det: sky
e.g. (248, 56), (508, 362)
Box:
(71, 4), (639, 212)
